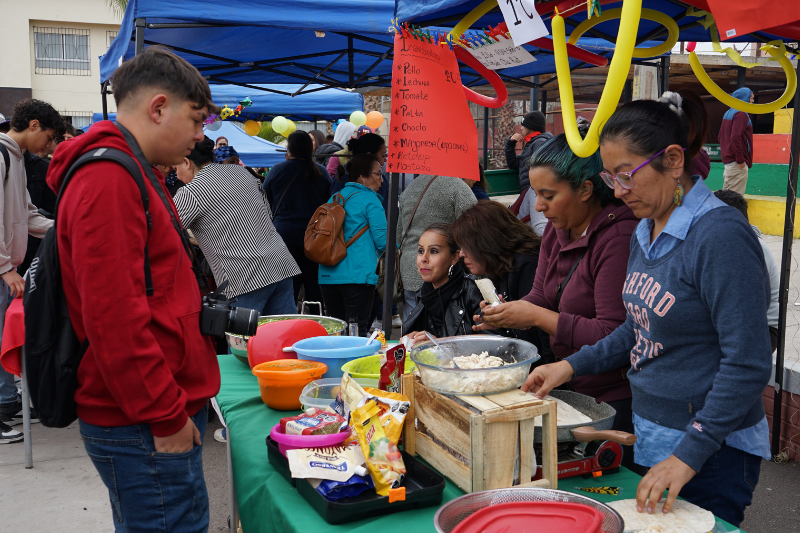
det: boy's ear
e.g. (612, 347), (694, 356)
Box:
(147, 94), (170, 124)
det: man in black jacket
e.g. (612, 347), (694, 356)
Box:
(504, 111), (553, 192)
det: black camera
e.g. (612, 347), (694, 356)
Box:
(199, 282), (259, 337)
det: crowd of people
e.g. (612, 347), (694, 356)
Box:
(0, 45), (779, 532)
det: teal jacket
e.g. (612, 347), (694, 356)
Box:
(318, 182), (387, 286)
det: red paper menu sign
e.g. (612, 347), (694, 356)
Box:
(387, 33), (478, 181)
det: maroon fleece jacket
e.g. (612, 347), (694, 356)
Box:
(47, 121), (219, 436)
(523, 201), (637, 402)
(720, 111), (754, 167)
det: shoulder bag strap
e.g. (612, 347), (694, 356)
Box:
(0, 144), (9, 185)
(398, 176), (438, 248)
(56, 147), (154, 296)
(115, 122), (210, 294)
(340, 190), (370, 248)
(271, 171), (300, 220)
(553, 248), (588, 311)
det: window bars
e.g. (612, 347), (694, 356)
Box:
(34, 27), (90, 75)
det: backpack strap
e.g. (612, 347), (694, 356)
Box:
(271, 172), (299, 221)
(56, 147), (154, 296)
(0, 144), (10, 185)
(553, 248), (587, 311)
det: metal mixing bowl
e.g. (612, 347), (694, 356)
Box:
(434, 488), (625, 533)
(409, 335), (540, 395)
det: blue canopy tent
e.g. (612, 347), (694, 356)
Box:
(396, 0), (800, 459)
(202, 121), (285, 168)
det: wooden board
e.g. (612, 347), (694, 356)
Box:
(486, 389), (543, 409)
(416, 431), (472, 493)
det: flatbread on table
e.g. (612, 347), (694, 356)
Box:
(533, 395), (593, 427)
(608, 499), (716, 533)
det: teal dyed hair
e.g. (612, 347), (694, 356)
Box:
(529, 133), (616, 206)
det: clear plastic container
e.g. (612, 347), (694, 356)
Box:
(409, 336), (540, 396)
(299, 377), (379, 410)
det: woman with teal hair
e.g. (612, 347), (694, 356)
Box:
(477, 124), (640, 470)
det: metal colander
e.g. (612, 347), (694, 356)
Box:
(434, 488), (625, 533)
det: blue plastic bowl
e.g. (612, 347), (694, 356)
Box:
(291, 336), (381, 378)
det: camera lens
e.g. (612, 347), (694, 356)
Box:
(228, 306), (259, 336)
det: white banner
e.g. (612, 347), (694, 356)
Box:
(497, 0), (549, 46)
(467, 40), (536, 70)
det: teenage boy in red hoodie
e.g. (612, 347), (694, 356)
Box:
(47, 48), (220, 532)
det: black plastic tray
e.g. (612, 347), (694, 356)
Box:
(266, 436), (446, 524)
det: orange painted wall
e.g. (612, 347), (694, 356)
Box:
(753, 134), (792, 164)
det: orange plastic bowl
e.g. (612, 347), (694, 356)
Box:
(251, 359), (328, 410)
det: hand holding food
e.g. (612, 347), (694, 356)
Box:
(636, 455), (697, 516)
(474, 299), (536, 331)
(520, 360), (575, 398)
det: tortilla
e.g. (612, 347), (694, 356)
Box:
(533, 395), (593, 427)
(608, 499), (716, 533)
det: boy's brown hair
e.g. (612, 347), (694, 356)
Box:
(112, 47), (219, 113)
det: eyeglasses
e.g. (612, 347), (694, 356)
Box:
(216, 143), (228, 147)
(371, 171), (382, 176)
(600, 147), (685, 190)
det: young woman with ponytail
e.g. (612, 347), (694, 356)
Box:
(522, 91), (772, 526)
(263, 130), (332, 305)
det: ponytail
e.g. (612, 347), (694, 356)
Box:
(599, 90), (707, 174)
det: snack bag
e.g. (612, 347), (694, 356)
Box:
(280, 408), (346, 436)
(351, 400), (406, 496)
(379, 344), (406, 393)
(329, 372), (367, 424)
(311, 474), (374, 501)
(359, 388), (409, 444)
(287, 444), (366, 482)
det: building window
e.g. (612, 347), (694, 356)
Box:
(63, 112), (92, 130)
(107, 31), (118, 50)
(33, 27), (90, 75)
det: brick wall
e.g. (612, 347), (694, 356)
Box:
(763, 386), (800, 461)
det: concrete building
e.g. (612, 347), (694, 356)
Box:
(0, 0), (122, 128)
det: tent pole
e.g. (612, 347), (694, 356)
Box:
(530, 75), (539, 114)
(737, 66), (746, 89)
(348, 36), (355, 87)
(540, 91), (548, 114)
(101, 81), (109, 121)
(135, 18), (145, 55)
(382, 172), (400, 333)
(661, 56), (670, 93)
(482, 106), (489, 170)
(772, 60), (800, 457)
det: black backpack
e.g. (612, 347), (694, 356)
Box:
(313, 142), (342, 167)
(23, 147), (153, 428)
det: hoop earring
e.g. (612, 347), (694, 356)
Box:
(448, 264), (455, 278)
(674, 183), (685, 206)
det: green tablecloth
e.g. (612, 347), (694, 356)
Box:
(215, 354), (741, 532)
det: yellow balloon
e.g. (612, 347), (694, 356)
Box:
(553, 0), (641, 158)
(243, 120), (260, 136)
(568, 8), (678, 59)
(282, 120), (296, 137)
(689, 45), (796, 115)
(272, 116), (288, 134)
(350, 111), (367, 127)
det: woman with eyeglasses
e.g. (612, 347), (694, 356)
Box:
(318, 153), (387, 336)
(521, 91), (772, 527)
(476, 122), (638, 469)
(214, 137), (228, 149)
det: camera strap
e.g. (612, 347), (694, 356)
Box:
(114, 122), (211, 295)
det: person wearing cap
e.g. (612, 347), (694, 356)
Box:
(0, 114), (10, 134)
(506, 111), (553, 236)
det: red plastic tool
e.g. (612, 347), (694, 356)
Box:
(451, 501), (604, 533)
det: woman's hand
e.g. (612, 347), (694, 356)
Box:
(473, 299), (538, 331)
(404, 331), (432, 345)
(520, 361), (574, 399)
(636, 455), (697, 515)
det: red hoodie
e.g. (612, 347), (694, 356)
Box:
(47, 121), (219, 436)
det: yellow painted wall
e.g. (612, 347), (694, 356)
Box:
(774, 109), (794, 134)
(747, 196), (800, 238)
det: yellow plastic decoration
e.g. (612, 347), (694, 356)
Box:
(553, 0), (642, 158)
(689, 43), (796, 114)
(220, 106), (234, 120)
(568, 8), (679, 58)
(448, 0), (496, 42)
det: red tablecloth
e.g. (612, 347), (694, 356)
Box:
(0, 299), (24, 376)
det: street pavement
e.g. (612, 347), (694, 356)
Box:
(2, 235), (799, 532)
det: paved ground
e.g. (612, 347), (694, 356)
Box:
(2, 237), (800, 532)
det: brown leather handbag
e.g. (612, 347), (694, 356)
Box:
(304, 192), (369, 266)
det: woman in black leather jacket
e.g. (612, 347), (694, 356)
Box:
(402, 224), (483, 341)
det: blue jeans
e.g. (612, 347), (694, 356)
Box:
(80, 407), (209, 533)
(232, 277), (295, 315)
(677, 443), (761, 527)
(0, 279), (18, 406)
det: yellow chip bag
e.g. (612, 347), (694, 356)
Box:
(359, 388), (410, 445)
(351, 400), (406, 497)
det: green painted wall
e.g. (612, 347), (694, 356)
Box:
(705, 163), (795, 197)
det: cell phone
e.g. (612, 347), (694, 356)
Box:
(475, 279), (501, 306)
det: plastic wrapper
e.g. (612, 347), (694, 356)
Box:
(379, 344), (406, 393)
(281, 408), (346, 436)
(310, 473), (375, 501)
(331, 374), (410, 446)
(287, 445), (366, 482)
(351, 400), (406, 497)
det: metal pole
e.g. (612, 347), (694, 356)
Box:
(101, 81), (109, 121)
(482, 106), (489, 170)
(772, 61), (800, 457)
(135, 18), (145, 55)
(623, 80), (633, 103)
(227, 427), (238, 533)
(737, 66), (746, 89)
(21, 346), (32, 468)
(382, 172), (400, 333)
(530, 75), (539, 114)
(540, 91), (548, 114)
(661, 56), (670, 94)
